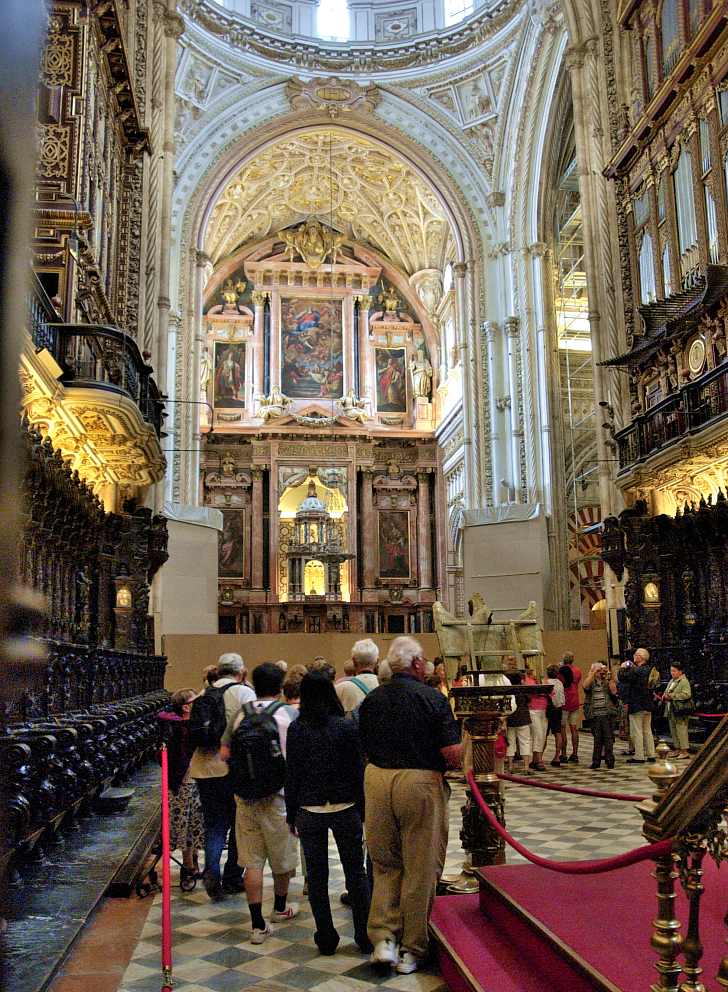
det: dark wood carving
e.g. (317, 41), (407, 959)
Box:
(602, 496), (728, 718)
(0, 424), (168, 890)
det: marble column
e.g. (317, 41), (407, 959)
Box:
(252, 290), (267, 400)
(505, 316), (523, 501)
(417, 471), (433, 589)
(355, 295), (371, 402)
(251, 468), (264, 590)
(360, 469), (376, 590)
(454, 261), (475, 507)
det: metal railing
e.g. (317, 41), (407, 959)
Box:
(616, 363), (728, 471)
(26, 278), (164, 437)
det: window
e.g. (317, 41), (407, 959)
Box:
(674, 148), (698, 254)
(705, 185), (719, 262)
(443, 262), (453, 294)
(658, 176), (667, 222)
(634, 190), (650, 228)
(699, 118), (711, 174)
(662, 243), (672, 296)
(445, 0), (474, 25)
(720, 89), (728, 127)
(661, 0), (681, 77)
(317, 0), (350, 41)
(639, 232), (656, 303)
(687, 0), (701, 37)
(644, 35), (657, 99)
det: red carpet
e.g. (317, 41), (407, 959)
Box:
(431, 858), (726, 991)
(430, 895), (595, 992)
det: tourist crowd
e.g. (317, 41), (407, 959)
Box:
(158, 638), (693, 973)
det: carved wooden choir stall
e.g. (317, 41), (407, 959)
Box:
(0, 424), (168, 892)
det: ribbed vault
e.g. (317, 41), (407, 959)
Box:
(203, 129), (455, 275)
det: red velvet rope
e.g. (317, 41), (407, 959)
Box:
(696, 713), (726, 719)
(497, 771), (648, 803)
(466, 771), (673, 874)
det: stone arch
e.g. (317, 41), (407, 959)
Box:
(168, 99), (490, 505)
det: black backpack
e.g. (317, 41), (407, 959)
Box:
(229, 701), (286, 801)
(188, 683), (237, 751)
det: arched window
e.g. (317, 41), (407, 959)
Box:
(661, 0), (680, 77)
(662, 243), (672, 296)
(687, 0), (701, 37)
(317, 0), (350, 40)
(705, 186), (719, 262)
(673, 147), (697, 254)
(644, 35), (656, 99)
(639, 232), (656, 304)
(699, 118), (711, 174)
(443, 262), (453, 295)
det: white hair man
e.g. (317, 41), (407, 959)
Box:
(357, 636), (462, 975)
(189, 652), (256, 900)
(336, 638), (380, 715)
(617, 646), (656, 763)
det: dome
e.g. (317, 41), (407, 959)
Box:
(200, 0), (499, 47)
(296, 478), (329, 515)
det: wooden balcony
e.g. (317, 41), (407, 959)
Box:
(616, 362), (728, 474)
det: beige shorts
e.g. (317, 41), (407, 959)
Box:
(562, 709), (581, 727)
(235, 793), (298, 874)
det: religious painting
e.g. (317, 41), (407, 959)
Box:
(378, 510), (410, 579)
(218, 510), (244, 577)
(375, 348), (407, 413)
(213, 342), (245, 408)
(280, 297), (344, 399)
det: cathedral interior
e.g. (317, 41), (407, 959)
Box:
(1, 0), (728, 990)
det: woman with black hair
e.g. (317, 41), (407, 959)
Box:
(284, 672), (372, 956)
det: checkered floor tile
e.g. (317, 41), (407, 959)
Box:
(119, 736), (658, 991)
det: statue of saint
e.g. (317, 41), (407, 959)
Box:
(339, 389), (368, 422)
(410, 348), (433, 399)
(259, 386), (290, 422)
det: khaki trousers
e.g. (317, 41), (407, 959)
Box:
(365, 765), (450, 958)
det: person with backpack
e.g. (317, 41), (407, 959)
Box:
(229, 662), (299, 943)
(336, 638), (379, 715)
(285, 672), (372, 957)
(188, 653), (255, 901)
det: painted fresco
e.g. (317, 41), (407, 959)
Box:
(378, 510), (410, 579)
(375, 347), (407, 412)
(281, 297), (344, 399)
(218, 510), (244, 577)
(213, 342), (245, 407)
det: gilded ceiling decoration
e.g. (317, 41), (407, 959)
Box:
(204, 130), (454, 276)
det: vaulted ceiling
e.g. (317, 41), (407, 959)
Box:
(204, 129), (455, 276)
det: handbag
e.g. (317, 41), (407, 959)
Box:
(671, 696), (696, 717)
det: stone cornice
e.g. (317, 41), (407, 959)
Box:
(178, 0), (523, 77)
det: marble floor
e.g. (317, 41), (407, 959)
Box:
(51, 735), (658, 992)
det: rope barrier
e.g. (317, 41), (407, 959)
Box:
(696, 713), (726, 719)
(497, 771), (648, 802)
(466, 770), (673, 875)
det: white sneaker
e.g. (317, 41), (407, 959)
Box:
(396, 951), (422, 974)
(271, 902), (299, 922)
(251, 924), (271, 944)
(370, 938), (399, 966)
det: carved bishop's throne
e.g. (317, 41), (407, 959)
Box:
(434, 595), (550, 891)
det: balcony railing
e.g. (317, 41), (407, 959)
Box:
(616, 363), (728, 471)
(26, 277), (164, 437)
